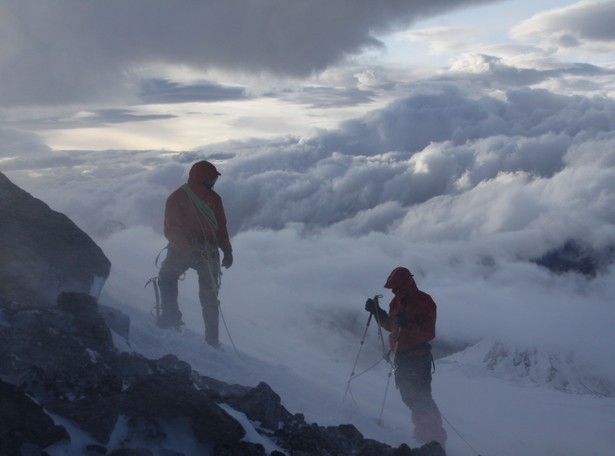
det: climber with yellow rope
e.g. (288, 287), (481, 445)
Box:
(156, 160), (233, 348)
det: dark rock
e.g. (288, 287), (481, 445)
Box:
(274, 419), (394, 456)
(153, 353), (193, 379)
(46, 395), (121, 444)
(392, 443), (414, 455)
(0, 380), (69, 456)
(230, 381), (292, 430)
(114, 352), (152, 386)
(56, 292), (114, 354)
(120, 371), (245, 448)
(214, 441), (267, 456)
(85, 443), (109, 455)
(532, 238), (615, 277)
(416, 441), (447, 456)
(0, 297), (122, 402)
(108, 449), (153, 456)
(193, 374), (252, 399)
(99, 303), (131, 340)
(0, 171), (110, 305)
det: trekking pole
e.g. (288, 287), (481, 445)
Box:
(343, 313), (372, 406)
(376, 334), (400, 426)
(342, 295), (383, 406)
(372, 296), (389, 362)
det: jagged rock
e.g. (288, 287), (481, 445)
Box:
(108, 449), (153, 456)
(57, 291), (115, 354)
(0, 380), (70, 456)
(99, 303), (131, 341)
(214, 441), (268, 456)
(415, 441), (447, 456)
(120, 371), (245, 449)
(532, 238), (615, 277)
(84, 443), (108, 455)
(153, 353), (193, 378)
(0, 171), (110, 305)
(0, 294), (123, 402)
(193, 374), (252, 399)
(274, 416), (389, 456)
(230, 381), (292, 430)
(47, 395), (121, 445)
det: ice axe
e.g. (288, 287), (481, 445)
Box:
(144, 276), (161, 322)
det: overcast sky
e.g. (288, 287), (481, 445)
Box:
(3, 0), (613, 151)
(2, 0), (615, 386)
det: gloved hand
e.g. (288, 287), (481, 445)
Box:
(222, 251), (233, 269)
(365, 298), (379, 314)
(365, 298), (388, 322)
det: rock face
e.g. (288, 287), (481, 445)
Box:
(0, 171), (110, 305)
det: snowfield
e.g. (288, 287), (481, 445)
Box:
(97, 227), (615, 456)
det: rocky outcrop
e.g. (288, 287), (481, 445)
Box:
(0, 171), (110, 305)
(532, 238), (615, 278)
(0, 292), (445, 456)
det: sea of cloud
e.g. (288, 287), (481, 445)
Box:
(2, 80), (615, 385)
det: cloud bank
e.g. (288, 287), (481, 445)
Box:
(0, 0), (497, 106)
(512, 0), (615, 47)
(4, 81), (615, 260)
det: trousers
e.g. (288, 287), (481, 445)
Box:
(394, 350), (447, 446)
(157, 245), (220, 346)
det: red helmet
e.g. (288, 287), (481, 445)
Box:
(384, 267), (416, 292)
(189, 160), (221, 182)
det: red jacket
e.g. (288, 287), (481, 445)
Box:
(380, 267), (436, 354)
(164, 164), (232, 256)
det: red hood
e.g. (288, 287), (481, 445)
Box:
(188, 160), (220, 184)
(384, 267), (418, 294)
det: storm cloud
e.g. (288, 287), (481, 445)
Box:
(512, 0), (615, 46)
(0, 0), (499, 106)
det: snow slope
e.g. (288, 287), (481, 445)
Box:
(99, 228), (615, 456)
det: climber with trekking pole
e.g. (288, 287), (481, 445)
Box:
(364, 267), (447, 447)
(154, 160), (233, 349)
